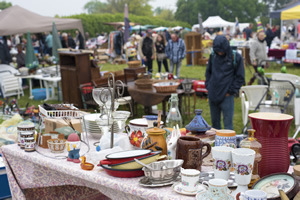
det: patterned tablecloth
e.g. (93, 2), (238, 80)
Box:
(1, 144), (213, 200)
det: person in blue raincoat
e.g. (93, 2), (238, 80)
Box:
(205, 35), (245, 130)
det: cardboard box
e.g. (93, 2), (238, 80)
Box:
(45, 118), (82, 133)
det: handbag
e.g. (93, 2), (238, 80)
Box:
(157, 53), (167, 61)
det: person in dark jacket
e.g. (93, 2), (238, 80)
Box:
(75, 31), (85, 49)
(0, 36), (12, 65)
(138, 29), (155, 73)
(61, 32), (76, 49)
(164, 29), (171, 42)
(205, 35), (245, 130)
(155, 33), (169, 73)
(265, 24), (274, 48)
(114, 25), (124, 56)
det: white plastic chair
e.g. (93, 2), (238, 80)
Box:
(0, 74), (24, 99)
(271, 74), (300, 138)
(240, 85), (268, 126)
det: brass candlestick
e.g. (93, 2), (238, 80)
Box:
(240, 129), (262, 187)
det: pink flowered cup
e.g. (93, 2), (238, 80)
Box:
(212, 146), (234, 181)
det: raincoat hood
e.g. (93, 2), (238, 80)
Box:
(213, 35), (231, 54)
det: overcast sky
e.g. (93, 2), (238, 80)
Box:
(6, 0), (177, 17)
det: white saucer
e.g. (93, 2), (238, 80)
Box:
(172, 182), (208, 196)
(196, 190), (235, 200)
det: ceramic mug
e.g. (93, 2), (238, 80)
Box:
(176, 136), (211, 170)
(237, 190), (267, 200)
(232, 148), (256, 195)
(212, 146), (234, 181)
(203, 179), (229, 199)
(180, 168), (200, 192)
(25, 137), (35, 152)
(215, 129), (237, 148)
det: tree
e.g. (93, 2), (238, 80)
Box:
(84, 0), (109, 14)
(83, 0), (153, 16)
(175, 0), (267, 25)
(154, 7), (175, 21)
(0, 1), (12, 10)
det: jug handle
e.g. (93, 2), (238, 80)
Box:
(291, 143), (300, 163)
(202, 143), (212, 159)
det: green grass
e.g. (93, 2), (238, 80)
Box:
(2, 59), (300, 136)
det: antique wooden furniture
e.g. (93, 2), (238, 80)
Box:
(59, 52), (91, 108)
(124, 67), (146, 84)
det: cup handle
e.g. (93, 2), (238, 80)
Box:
(236, 192), (244, 200)
(202, 181), (209, 187)
(125, 125), (130, 134)
(202, 143), (211, 159)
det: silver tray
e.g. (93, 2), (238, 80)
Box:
(199, 171), (238, 188)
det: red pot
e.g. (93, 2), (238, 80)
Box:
(100, 164), (144, 178)
(249, 112), (293, 178)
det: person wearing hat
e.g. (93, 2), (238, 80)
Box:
(138, 29), (155, 73)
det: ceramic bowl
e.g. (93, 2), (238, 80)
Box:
(47, 138), (67, 153)
(143, 159), (184, 184)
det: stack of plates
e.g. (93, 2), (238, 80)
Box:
(83, 114), (103, 139)
(83, 112), (130, 139)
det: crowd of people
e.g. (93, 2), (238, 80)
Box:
(0, 31), (86, 68)
(113, 26), (187, 77)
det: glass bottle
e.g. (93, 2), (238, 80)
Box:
(166, 94), (183, 128)
(240, 129), (262, 187)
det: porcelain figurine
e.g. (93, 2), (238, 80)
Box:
(167, 125), (181, 159)
(67, 133), (81, 163)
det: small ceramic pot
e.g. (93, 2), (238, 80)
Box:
(25, 137), (35, 152)
(180, 168), (200, 192)
(203, 179), (229, 199)
(20, 131), (35, 149)
(142, 127), (167, 155)
(215, 129), (237, 148)
(232, 148), (256, 196)
(17, 121), (35, 146)
(237, 190), (267, 200)
(212, 146), (234, 181)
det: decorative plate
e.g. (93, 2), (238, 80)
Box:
(252, 173), (298, 199)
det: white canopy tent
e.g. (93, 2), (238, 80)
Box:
(192, 16), (249, 33)
(0, 5), (84, 36)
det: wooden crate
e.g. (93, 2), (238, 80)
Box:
(185, 32), (202, 52)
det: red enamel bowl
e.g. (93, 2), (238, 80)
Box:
(100, 164), (144, 178)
